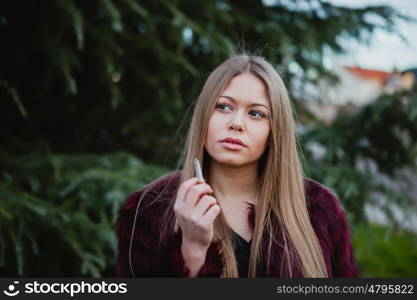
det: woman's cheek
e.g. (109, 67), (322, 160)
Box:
(252, 120), (269, 134)
(256, 122), (270, 149)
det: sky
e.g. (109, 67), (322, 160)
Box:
(326, 0), (417, 72)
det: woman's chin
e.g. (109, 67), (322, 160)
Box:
(211, 155), (248, 167)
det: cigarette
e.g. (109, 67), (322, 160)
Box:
(193, 158), (204, 182)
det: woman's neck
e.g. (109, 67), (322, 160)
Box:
(207, 160), (259, 205)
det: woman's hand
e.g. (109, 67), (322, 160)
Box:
(174, 177), (221, 250)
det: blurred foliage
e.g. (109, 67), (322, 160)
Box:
(0, 0), (410, 164)
(302, 87), (417, 224)
(353, 223), (417, 277)
(0, 152), (167, 276)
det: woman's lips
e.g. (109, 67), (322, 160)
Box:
(220, 141), (245, 150)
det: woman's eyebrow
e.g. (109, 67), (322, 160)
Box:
(219, 95), (269, 109)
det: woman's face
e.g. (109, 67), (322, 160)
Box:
(205, 72), (271, 167)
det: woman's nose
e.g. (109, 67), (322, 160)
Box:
(229, 110), (245, 132)
(230, 123), (243, 132)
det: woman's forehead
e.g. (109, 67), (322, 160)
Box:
(219, 73), (269, 106)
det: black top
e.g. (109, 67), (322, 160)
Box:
(232, 231), (251, 277)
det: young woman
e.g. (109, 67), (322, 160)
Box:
(116, 54), (359, 278)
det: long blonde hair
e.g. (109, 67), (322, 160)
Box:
(132, 53), (328, 278)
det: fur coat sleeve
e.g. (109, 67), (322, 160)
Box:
(115, 173), (223, 277)
(305, 179), (359, 277)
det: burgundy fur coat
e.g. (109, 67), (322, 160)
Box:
(116, 171), (359, 277)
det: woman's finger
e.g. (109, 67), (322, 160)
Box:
(183, 183), (213, 210)
(175, 177), (199, 207)
(200, 204), (221, 227)
(190, 195), (217, 222)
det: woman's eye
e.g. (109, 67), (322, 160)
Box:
(249, 110), (265, 118)
(216, 103), (232, 111)
(216, 103), (266, 118)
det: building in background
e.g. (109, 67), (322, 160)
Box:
(308, 66), (416, 123)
